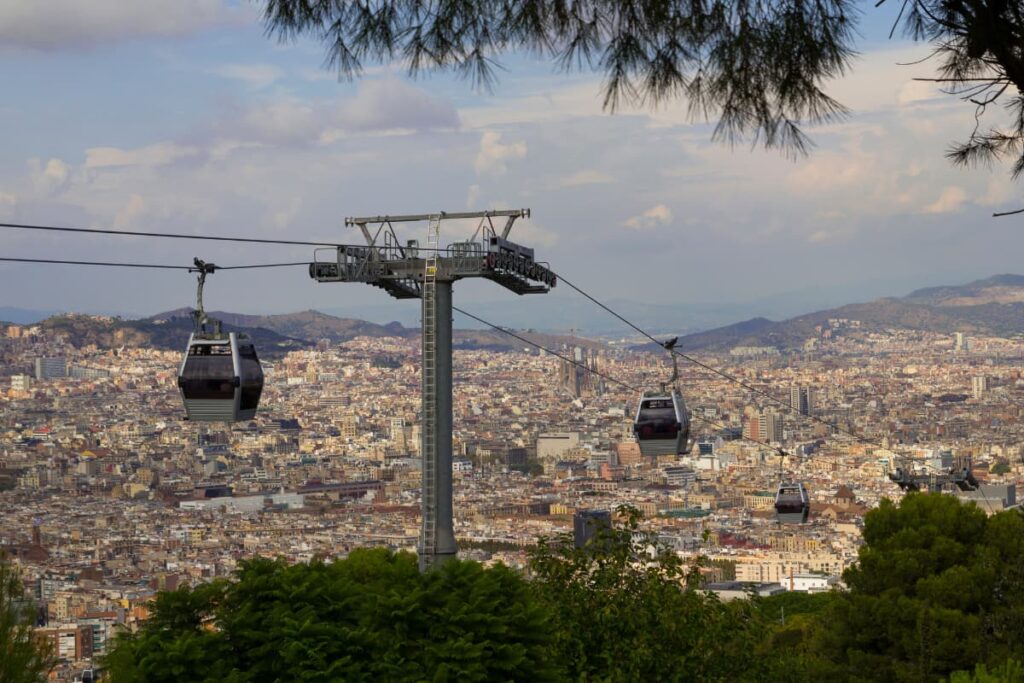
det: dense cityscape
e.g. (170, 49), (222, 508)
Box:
(1, 314), (1021, 679)
(9, 0), (1024, 678)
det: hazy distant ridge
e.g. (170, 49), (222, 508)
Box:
(672, 274), (1024, 352)
(8, 308), (605, 355)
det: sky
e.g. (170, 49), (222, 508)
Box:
(0, 1), (1022, 327)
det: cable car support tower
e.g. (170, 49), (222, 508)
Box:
(309, 209), (556, 570)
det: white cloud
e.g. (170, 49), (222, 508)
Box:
(559, 170), (614, 187)
(337, 79), (460, 133)
(0, 0), (252, 50)
(232, 100), (322, 146)
(979, 175), (1018, 207)
(922, 186), (967, 214)
(466, 184), (481, 208)
(512, 219), (559, 248)
(211, 63), (285, 89)
(31, 158), (72, 195)
(624, 204), (672, 230)
(114, 194), (146, 229)
(475, 131), (527, 175)
(85, 143), (201, 169)
(0, 191), (16, 218)
(897, 80), (941, 107)
(788, 152), (873, 193)
(225, 81), (460, 148)
(272, 198), (302, 231)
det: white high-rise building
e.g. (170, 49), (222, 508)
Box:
(972, 376), (989, 400)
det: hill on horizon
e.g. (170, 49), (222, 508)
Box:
(2, 308), (608, 355)
(15, 273), (1021, 356)
(668, 273), (1024, 352)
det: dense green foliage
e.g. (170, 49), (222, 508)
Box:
(948, 660), (1024, 683)
(789, 494), (1024, 682)
(107, 495), (1024, 682)
(527, 509), (780, 682)
(0, 552), (54, 683)
(104, 549), (557, 682)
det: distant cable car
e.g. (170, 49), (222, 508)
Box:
(633, 337), (691, 457)
(774, 482), (810, 523)
(177, 259), (263, 422)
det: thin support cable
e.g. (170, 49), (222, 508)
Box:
(452, 305), (777, 452)
(0, 221), (451, 251)
(0, 256), (309, 270)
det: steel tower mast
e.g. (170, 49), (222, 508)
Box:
(309, 210), (555, 570)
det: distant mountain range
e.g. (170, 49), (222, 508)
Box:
(10, 274), (1024, 355)
(2, 308), (604, 356)
(670, 274), (1024, 352)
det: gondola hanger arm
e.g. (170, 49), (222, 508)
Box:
(190, 257), (219, 333)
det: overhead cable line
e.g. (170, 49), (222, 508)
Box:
(0, 221), (451, 251)
(0, 257), (191, 270)
(0, 246), (997, 510)
(0, 256), (309, 271)
(456, 305), (999, 511)
(554, 272), (881, 449)
(549, 273), (1000, 513)
(453, 304), (787, 453)
(0, 249), (828, 457)
(0, 220), (975, 450)
(0, 221), (343, 247)
(216, 262), (310, 270)
(0, 223), (998, 506)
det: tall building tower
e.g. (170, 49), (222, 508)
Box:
(10, 374), (32, 392)
(790, 385), (812, 416)
(35, 357), (67, 380)
(954, 332), (967, 352)
(573, 509), (611, 548)
(573, 346), (587, 395)
(972, 376), (989, 400)
(759, 410), (784, 443)
(743, 413), (761, 442)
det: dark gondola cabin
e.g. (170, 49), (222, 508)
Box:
(774, 482), (810, 524)
(633, 390), (691, 457)
(178, 332), (263, 422)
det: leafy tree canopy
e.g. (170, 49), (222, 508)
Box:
(104, 549), (558, 683)
(805, 493), (1024, 681)
(0, 552), (54, 683)
(263, 0), (1024, 176)
(527, 506), (804, 682)
(105, 497), (1024, 682)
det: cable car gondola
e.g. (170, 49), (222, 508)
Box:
(633, 337), (692, 457)
(177, 259), (263, 422)
(634, 389), (691, 456)
(774, 482), (810, 523)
